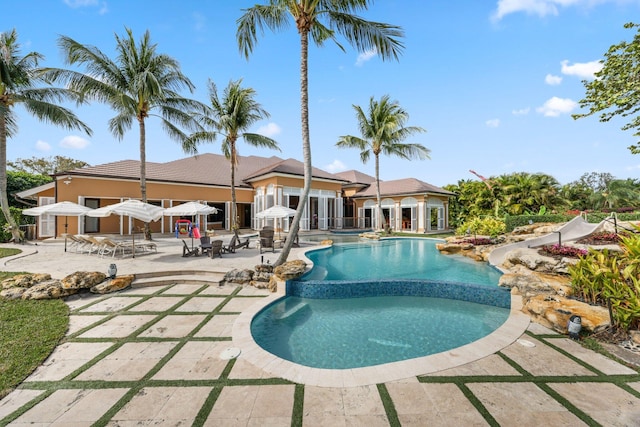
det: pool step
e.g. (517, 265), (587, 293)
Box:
(275, 301), (308, 319)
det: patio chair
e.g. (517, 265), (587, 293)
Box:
(223, 231), (251, 253)
(259, 228), (275, 254)
(83, 235), (106, 255)
(210, 239), (223, 258)
(68, 235), (90, 253)
(99, 237), (131, 258)
(182, 239), (200, 257)
(200, 236), (212, 257)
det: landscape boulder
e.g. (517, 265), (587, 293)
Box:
(22, 280), (78, 300)
(223, 269), (254, 285)
(62, 271), (108, 290)
(90, 275), (134, 294)
(1, 273), (51, 289)
(523, 294), (610, 333)
(273, 260), (307, 281)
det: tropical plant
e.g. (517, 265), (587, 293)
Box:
(237, 0), (404, 265)
(0, 29), (91, 242)
(588, 178), (640, 210)
(499, 172), (563, 215)
(190, 79), (280, 231)
(455, 216), (506, 238)
(55, 28), (206, 240)
(336, 95), (429, 230)
(573, 22), (640, 154)
(7, 155), (89, 175)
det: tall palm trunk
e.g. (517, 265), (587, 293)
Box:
(375, 153), (383, 231)
(139, 118), (152, 240)
(230, 140), (237, 231)
(276, 29), (311, 266)
(0, 115), (21, 242)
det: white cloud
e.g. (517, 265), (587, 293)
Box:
(512, 107), (530, 115)
(536, 96), (578, 117)
(324, 159), (347, 173)
(257, 122), (281, 138)
(560, 59), (603, 79)
(193, 12), (206, 31)
(355, 49), (377, 66)
(491, 0), (618, 22)
(59, 135), (90, 149)
(35, 140), (51, 152)
(64, 0), (98, 7)
(545, 74), (562, 85)
(486, 119), (501, 128)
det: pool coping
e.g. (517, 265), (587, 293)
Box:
(232, 292), (530, 387)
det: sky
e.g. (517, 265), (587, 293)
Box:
(4, 0), (640, 188)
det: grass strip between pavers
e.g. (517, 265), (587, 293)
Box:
(536, 382), (601, 427)
(291, 383), (304, 427)
(192, 385), (223, 427)
(456, 382), (500, 427)
(376, 383), (401, 427)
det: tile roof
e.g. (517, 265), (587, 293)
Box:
(243, 158), (347, 182)
(353, 177), (454, 198)
(334, 170), (377, 185)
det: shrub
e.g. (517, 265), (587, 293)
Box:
(541, 244), (587, 258)
(462, 237), (494, 245)
(456, 216), (506, 238)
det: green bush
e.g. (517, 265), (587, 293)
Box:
(569, 233), (640, 331)
(456, 216), (506, 237)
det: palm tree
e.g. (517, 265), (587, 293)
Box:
(190, 79), (280, 233)
(499, 172), (562, 215)
(336, 95), (429, 231)
(237, 1), (404, 265)
(0, 29), (91, 242)
(54, 28), (206, 240)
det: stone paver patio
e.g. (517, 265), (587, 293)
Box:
(1, 282), (639, 426)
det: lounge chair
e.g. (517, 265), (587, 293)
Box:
(182, 240), (200, 257)
(210, 239), (223, 258)
(200, 236), (212, 257)
(259, 228), (275, 254)
(223, 231), (251, 253)
(99, 238), (131, 258)
(83, 235), (106, 255)
(68, 235), (90, 253)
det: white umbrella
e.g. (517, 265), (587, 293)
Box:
(163, 201), (219, 249)
(22, 201), (93, 252)
(256, 205), (297, 238)
(86, 200), (164, 257)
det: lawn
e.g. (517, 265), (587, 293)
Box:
(0, 248), (69, 399)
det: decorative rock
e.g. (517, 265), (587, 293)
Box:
(502, 248), (578, 274)
(273, 260), (307, 281)
(523, 294), (610, 333)
(253, 271), (273, 282)
(62, 271), (108, 290)
(254, 264), (274, 273)
(499, 271), (572, 298)
(630, 330), (640, 346)
(223, 269), (254, 284)
(511, 223), (554, 235)
(360, 232), (380, 240)
(319, 239), (333, 246)
(0, 287), (27, 300)
(251, 280), (269, 289)
(90, 275), (134, 294)
(1, 273), (51, 289)
(22, 280), (78, 300)
(268, 276), (279, 293)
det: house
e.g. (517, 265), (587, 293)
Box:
(17, 153), (453, 238)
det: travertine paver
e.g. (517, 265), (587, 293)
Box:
(120, 285), (167, 295)
(220, 297), (263, 312)
(527, 322), (559, 335)
(237, 287), (271, 296)
(500, 336), (596, 376)
(550, 382), (640, 427)
(631, 382), (640, 393)
(64, 293), (105, 310)
(74, 342), (177, 381)
(152, 341), (229, 380)
(174, 296), (226, 312)
(385, 382), (487, 426)
(126, 296), (184, 312)
(0, 390), (43, 420)
(66, 314), (108, 335)
(160, 284), (203, 295)
(204, 385), (295, 426)
(198, 285), (236, 295)
(9, 388), (128, 426)
(24, 342), (113, 382)
(78, 296), (143, 312)
(78, 314), (156, 338)
(467, 382), (586, 426)
(227, 358), (278, 380)
(194, 314), (238, 337)
(303, 385), (389, 426)
(109, 386), (211, 426)
(137, 314), (207, 338)
(425, 353), (522, 377)
(549, 338), (639, 375)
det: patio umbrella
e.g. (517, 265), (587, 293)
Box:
(22, 201), (93, 252)
(256, 205), (297, 239)
(86, 200), (164, 258)
(163, 201), (219, 249)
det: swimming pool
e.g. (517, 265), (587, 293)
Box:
(249, 238), (511, 369)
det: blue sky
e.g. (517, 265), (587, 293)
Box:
(4, 0), (640, 187)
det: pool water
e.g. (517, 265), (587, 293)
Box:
(302, 238), (502, 286)
(251, 295), (509, 369)
(250, 238), (509, 369)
